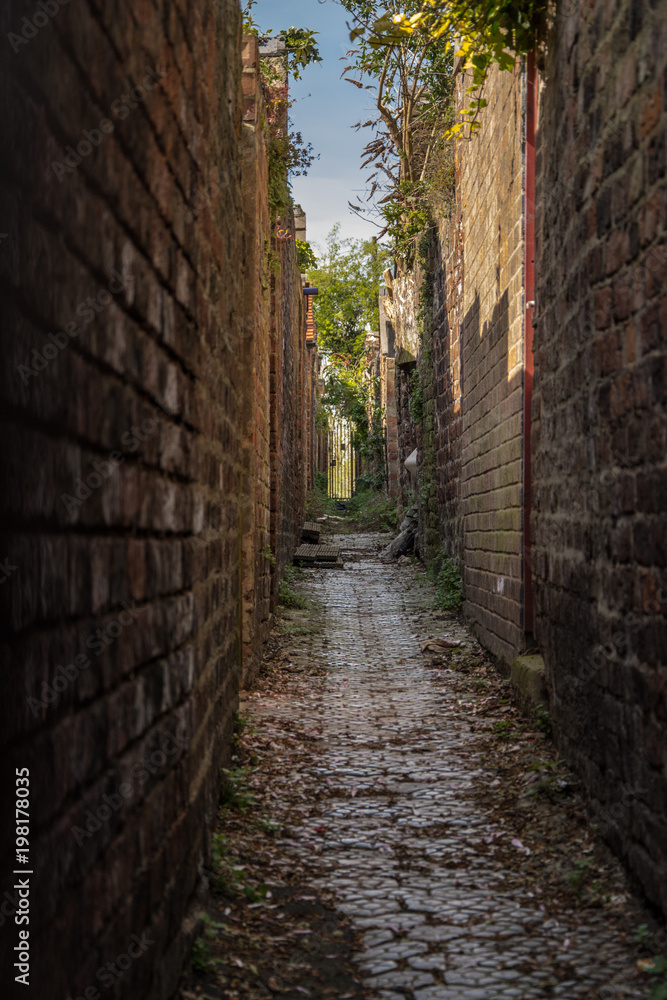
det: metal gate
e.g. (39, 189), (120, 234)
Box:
(327, 412), (356, 500)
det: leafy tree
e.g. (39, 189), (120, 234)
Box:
(242, 1), (321, 218)
(307, 225), (389, 357)
(337, 0), (455, 264)
(243, 2), (323, 80)
(341, 0), (454, 191)
(354, 0), (549, 137)
(307, 227), (390, 481)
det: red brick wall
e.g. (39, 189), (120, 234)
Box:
(269, 227), (307, 605)
(238, 38), (308, 683)
(0, 7), (310, 998)
(454, 64), (527, 665)
(533, 0), (667, 915)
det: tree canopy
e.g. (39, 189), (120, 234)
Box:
(306, 227), (390, 475)
(307, 225), (389, 358)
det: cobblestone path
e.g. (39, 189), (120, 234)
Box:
(239, 533), (652, 1000)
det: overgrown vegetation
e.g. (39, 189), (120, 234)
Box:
(278, 564), (308, 610)
(242, 1), (320, 220)
(296, 237), (318, 271)
(355, 0), (549, 138)
(306, 226), (390, 486)
(262, 75), (317, 220)
(337, 0), (455, 266)
(427, 554), (463, 610)
(408, 367), (424, 423)
(191, 911), (225, 975)
(304, 479), (339, 521)
(347, 489), (398, 531)
(634, 926), (667, 1000)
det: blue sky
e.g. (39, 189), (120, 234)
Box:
(251, 0), (381, 250)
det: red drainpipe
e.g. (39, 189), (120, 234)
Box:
(523, 51), (537, 634)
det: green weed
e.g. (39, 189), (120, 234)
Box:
(346, 489), (397, 531)
(493, 719), (523, 741)
(278, 578), (307, 609)
(191, 936), (211, 974)
(535, 703), (553, 737)
(220, 768), (258, 812)
(428, 556), (463, 611)
(191, 912), (225, 973)
(635, 924), (654, 946)
(568, 858), (594, 891)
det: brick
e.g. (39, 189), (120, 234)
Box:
(0, 11), (315, 998)
(531, 0), (667, 920)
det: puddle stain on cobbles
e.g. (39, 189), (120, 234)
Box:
(180, 532), (658, 1000)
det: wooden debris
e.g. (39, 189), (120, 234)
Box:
(301, 521), (321, 544)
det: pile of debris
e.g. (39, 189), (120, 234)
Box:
(293, 522), (344, 568)
(380, 506), (418, 561)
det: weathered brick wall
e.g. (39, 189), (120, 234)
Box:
(240, 35), (272, 685)
(416, 243), (440, 562)
(432, 213), (464, 565)
(382, 356), (399, 498)
(387, 273), (420, 518)
(0, 5), (311, 997)
(533, 0), (667, 915)
(395, 363), (418, 520)
(379, 293), (400, 498)
(269, 224), (306, 603)
(402, 66), (528, 652)
(239, 39), (310, 680)
(457, 63), (527, 666)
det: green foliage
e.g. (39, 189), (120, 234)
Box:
(220, 768), (258, 812)
(243, 881), (269, 903)
(233, 711), (250, 744)
(263, 80), (317, 219)
(307, 226), (389, 479)
(243, 3), (319, 220)
(243, 3), (323, 81)
(649, 981), (667, 1000)
(340, 0), (455, 248)
(493, 718), (523, 741)
(408, 368), (424, 423)
(281, 26), (323, 80)
(296, 238), (318, 271)
(535, 703), (553, 737)
(645, 958), (667, 1000)
(634, 928), (667, 1000)
(347, 489), (398, 531)
(381, 180), (432, 266)
(278, 565), (307, 609)
(428, 555), (463, 610)
(305, 481), (338, 520)
(307, 225), (388, 357)
(262, 544), (276, 568)
(191, 912), (225, 974)
(191, 937), (211, 974)
(358, 0), (548, 138)
(568, 858), (594, 891)
(635, 925), (654, 946)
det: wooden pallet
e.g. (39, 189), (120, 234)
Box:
(294, 543), (342, 566)
(301, 520), (321, 543)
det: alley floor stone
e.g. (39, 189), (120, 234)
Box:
(174, 531), (667, 999)
(236, 533), (658, 1000)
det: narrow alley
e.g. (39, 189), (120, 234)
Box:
(1, 0), (666, 996)
(179, 530), (654, 1000)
